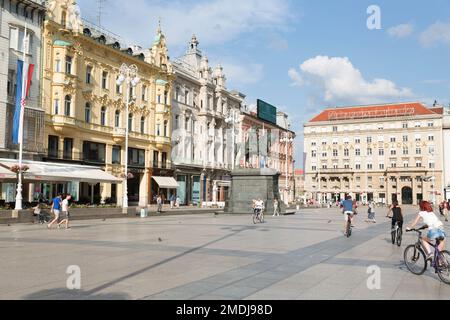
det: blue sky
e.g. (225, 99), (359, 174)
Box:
(78, 0), (450, 168)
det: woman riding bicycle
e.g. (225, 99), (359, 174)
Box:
(407, 200), (447, 260)
(387, 200), (403, 230)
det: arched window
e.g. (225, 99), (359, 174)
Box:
(164, 120), (168, 137)
(128, 113), (133, 131)
(64, 95), (71, 116)
(115, 110), (120, 128)
(101, 106), (107, 126)
(140, 117), (145, 134)
(85, 103), (91, 123)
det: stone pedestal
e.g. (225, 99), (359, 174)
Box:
(225, 168), (289, 214)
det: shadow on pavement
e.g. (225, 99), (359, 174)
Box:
(22, 288), (130, 300)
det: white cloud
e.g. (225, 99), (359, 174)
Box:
(288, 55), (413, 105)
(222, 63), (264, 85)
(387, 24), (414, 38)
(419, 21), (450, 47)
(78, 0), (292, 51)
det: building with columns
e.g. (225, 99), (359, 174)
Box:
(171, 35), (245, 206)
(40, 0), (174, 206)
(0, 0), (46, 202)
(442, 104), (450, 201)
(304, 102), (444, 206)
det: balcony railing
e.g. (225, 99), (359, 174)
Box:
(44, 150), (106, 165)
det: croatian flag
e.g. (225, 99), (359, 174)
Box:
(12, 59), (34, 144)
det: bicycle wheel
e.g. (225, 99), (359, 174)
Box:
(404, 245), (427, 275)
(437, 250), (450, 285)
(397, 228), (402, 247)
(346, 218), (352, 238)
(259, 213), (264, 224)
(252, 214), (257, 224)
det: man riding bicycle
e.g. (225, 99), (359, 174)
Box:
(342, 195), (356, 235)
(254, 198), (264, 215)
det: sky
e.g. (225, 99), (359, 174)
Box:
(77, 0), (450, 168)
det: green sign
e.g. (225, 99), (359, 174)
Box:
(257, 99), (277, 124)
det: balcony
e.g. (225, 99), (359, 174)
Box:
(316, 168), (354, 174)
(50, 115), (77, 135)
(44, 150), (106, 166)
(156, 104), (170, 114)
(151, 161), (173, 170)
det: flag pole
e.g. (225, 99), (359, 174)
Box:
(14, 24), (28, 211)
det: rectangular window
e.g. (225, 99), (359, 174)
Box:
(428, 135), (434, 141)
(142, 85), (147, 101)
(367, 164), (373, 170)
(355, 149), (361, 156)
(55, 60), (61, 73)
(403, 135), (408, 142)
(429, 146), (435, 155)
(416, 162), (422, 168)
(379, 149), (384, 156)
(54, 99), (59, 115)
(312, 166), (317, 171)
(367, 148), (372, 156)
(65, 56), (72, 74)
(102, 71), (108, 89)
(128, 148), (145, 167)
(156, 124), (161, 136)
(175, 115), (179, 129)
(86, 66), (92, 84)
(429, 162), (435, 169)
(428, 122), (434, 127)
(48, 135), (59, 158)
(311, 150), (317, 158)
(403, 147), (409, 155)
(153, 151), (159, 168)
(403, 123), (408, 129)
(82, 141), (106, 164)
(333, 126), (338, 132)
(355, 138), (361, 144)
(391, 149), (397, 156)
(367, 137), (372, 143)
(161, 152), (167, 169)
(416, 148), (422, 155)
(63, 138), (73, 160)
(112, 146), (121, 165)
(379, 163), (385, 170)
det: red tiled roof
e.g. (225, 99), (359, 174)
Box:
(309, 102), (435, 123)
(430, 107), (444, 115)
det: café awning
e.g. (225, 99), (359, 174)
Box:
(0, 159), (121, 183)
(152, 176), (179, 189)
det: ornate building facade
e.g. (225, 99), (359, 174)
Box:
(171, 36), (244, 206)
(304, 102), (444, 206)
(41, 0), (174, 205)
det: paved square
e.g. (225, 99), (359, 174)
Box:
(1, 207), (450, 300)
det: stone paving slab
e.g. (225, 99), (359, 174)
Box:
(1, 207), (450, 300)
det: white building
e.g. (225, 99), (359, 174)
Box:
(171, 35), (245, 206)
(442, 105), (450, 200)
(304, 102), (444, 206)
(0, 0), (46, 202)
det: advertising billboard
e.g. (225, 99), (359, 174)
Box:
(257, 99), (277, 124)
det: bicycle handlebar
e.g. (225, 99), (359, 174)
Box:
(406, 225), (428, 233)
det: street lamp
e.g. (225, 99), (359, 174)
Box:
(116, 63), (140, 213)
(280, 132), (294, 205)
(225, 109), (241, 171)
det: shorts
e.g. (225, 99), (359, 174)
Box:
(61, 211), (70, 219)
(344, 211), (353, 221)
(53, 209), (60, 216)
(427, 228), (447, 240)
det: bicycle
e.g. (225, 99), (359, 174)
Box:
(345, 213), (353, 238)
(404, 225), (450, 284)
(387, 217), (402, 247)
(253, 208), (264, 224)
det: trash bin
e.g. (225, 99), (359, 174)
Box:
(140, 208), (148, 218)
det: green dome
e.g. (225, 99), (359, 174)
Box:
(54, 40), (73, 47)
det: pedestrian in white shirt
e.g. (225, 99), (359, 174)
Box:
(58, 194), (72, 230)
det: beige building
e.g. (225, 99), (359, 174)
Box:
(40, 0), (174, 206)
(304, 102), (444, 206)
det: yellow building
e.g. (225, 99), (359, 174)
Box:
(41, 0), (174, 206)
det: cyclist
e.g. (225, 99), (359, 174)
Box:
(407, 200), (447, 260)
(254, 198), (264, 216)
(387, 200), (403, 233)
(342, 195), (355, 235)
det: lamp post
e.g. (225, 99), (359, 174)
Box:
(116, 63), (140, 213)
(225, 108), (241, 171)
(280, 132), (293, 205)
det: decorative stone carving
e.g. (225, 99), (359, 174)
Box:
(66, 1), (83, 33)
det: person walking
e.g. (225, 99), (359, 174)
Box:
(366, 201), (376, 223)
(273, 198), (280, 217)
(58, 194), (72, 230)
(175, 195), (180, 209)
(157, 194), (163, 213)
(169, 193), (176, 209)
(444, 200), (449, 222)
(47, 194), (62, 229)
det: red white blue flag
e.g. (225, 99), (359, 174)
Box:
(12, 59), (34, 144)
